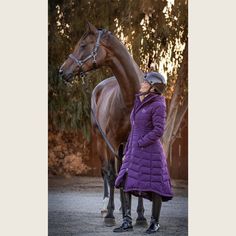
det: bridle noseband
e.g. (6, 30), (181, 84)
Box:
(68, 29), (105, 80)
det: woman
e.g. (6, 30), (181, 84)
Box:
(113, 71), (173, 234)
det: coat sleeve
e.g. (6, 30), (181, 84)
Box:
(138, 103), (166, 147)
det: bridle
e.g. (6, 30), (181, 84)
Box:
(68, 29), (106, 81)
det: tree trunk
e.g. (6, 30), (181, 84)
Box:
(162, 41), (188, 158)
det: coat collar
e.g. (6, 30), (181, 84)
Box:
(134, 92), (162, 114)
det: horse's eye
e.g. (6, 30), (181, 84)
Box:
(80, 44), (86, 49)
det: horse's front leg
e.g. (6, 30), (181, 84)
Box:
(101, 170), (109, 216)
(104, 168), (116, 226)
(136, 197), (147, 225)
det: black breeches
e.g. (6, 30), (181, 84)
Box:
(123, 191), (132, 222)
(151, 192), (162, 223)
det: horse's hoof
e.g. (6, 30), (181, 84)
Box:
(104, 217), (116, 227)
(135, 217), (148, 226)
(105, 213), (115, 219)
(101, 209), (108, 218)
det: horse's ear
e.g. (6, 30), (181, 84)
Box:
(86, 21), (97, 34)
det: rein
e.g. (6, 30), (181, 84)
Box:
(68, 29), (105, 80)
(91, 107), (120, 160)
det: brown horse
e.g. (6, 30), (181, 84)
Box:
(59, 22), (146, 224)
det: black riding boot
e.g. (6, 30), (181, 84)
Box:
(145, 193), (162, 234)
(113, 192), (133, 232)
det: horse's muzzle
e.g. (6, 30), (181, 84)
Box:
(58, 68), (74, 83)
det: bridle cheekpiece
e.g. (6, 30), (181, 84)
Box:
(68, 29), (105, 81)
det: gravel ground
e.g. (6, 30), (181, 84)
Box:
(48, 177), (188, 236)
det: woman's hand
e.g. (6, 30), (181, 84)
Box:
(137, 104), (166, 147)
(122, 155), (126, 162)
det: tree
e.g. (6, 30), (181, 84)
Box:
(48, 0), (188, 171)
(162, 42), (188, 157)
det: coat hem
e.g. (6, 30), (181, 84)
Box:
(123, 187), (173, 202)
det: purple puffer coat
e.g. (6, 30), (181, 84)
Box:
(115, 92), (173, 202)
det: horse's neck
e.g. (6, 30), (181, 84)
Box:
(105, 35), (143, 109)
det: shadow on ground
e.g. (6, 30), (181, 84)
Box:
(48, 177), (188, 236)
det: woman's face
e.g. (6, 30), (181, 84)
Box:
(139, 80), (151, 93)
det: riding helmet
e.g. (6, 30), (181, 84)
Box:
(144, 71), (167, 94)
(144, 71), (166, 85)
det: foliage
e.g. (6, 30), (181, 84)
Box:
(48, 130), (91, 176)
(48, 0), (188, 140)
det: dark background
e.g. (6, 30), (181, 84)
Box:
(48, 0), (188, 179)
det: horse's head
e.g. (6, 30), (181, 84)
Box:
(59, 22), (108, 82)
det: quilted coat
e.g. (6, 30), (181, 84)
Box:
(115, 92), (173, 202)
